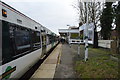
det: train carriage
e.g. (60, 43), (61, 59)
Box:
(0, 1), (58, 79)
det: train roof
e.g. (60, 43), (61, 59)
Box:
(0, 1), (42, 26)
(0, 1), (57, 36)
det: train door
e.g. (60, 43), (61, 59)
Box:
(51, 33), (54, 48)
(41, 34), (47, 57)
(51, 36), (54, 47)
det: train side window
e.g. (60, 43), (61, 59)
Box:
(50, 35), (53, 43)
(2, 21), (15, 64)
(2, 21), (41, 64)
(9, 23), (16, 56)
(14, 26), (31, 55)
(47, 35), (50, 45)
(31, 31), (41, 50)
(49, 35), (52, 44)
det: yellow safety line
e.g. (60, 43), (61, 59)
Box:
(57, 44), (62, 65)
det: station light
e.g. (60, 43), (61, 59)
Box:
(2, 9), (7, 17)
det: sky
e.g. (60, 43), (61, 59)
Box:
(2, 0), (79, 35)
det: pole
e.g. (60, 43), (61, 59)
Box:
(69, 28), (71, 46)
(78, 44), (80, 55)
(85, 2), (89, 61)
(78, 31), (80, 56)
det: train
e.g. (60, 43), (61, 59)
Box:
(0, 1), (59, 79)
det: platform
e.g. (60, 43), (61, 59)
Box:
(30, 44), (62, 79)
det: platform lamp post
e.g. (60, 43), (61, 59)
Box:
(85, 2), (89, 61)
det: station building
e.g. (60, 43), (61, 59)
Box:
(58, 23), (94, 44)
(59, 26), (80, 44)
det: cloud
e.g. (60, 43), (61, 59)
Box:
(2, 0), (50, 2)
(2, 0), (75, 3)
(1, 0), (78, 35)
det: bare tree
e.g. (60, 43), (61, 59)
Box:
(72, 0), (87, 24)
(73, 0), (104, 48)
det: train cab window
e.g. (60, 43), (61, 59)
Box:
(15, 27), (31, 55)
(31, 31), (41, 49)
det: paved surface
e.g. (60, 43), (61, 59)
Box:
(54, 44), (78, 78)
(30, 44), (62, 79)
(30, 43), (82, 79)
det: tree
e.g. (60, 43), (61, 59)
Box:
(73, 0), (103, 48)
(88, 2), (103, 48)
(100, 2), (113, 40)
(72, 0), (87, 24)
(116, 1), (120, 54)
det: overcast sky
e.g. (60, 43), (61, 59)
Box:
(2, 0), (79, 35)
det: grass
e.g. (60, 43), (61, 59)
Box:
(74, 46), (119, 78)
